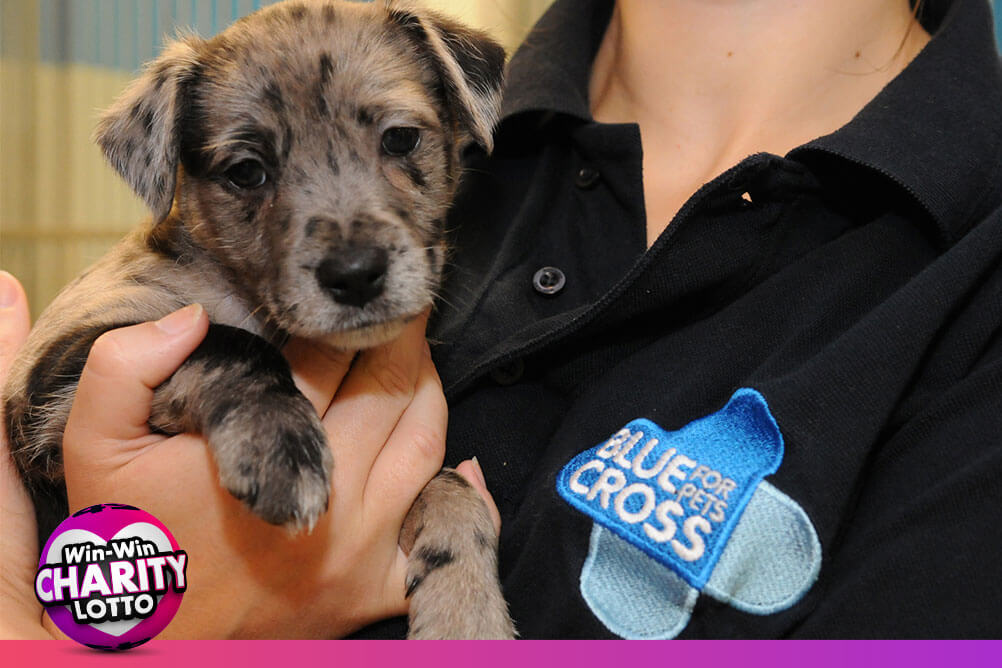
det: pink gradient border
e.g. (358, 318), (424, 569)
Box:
(2, 640), (999, 668)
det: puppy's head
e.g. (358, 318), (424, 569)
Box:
(95, 0), (504, 347)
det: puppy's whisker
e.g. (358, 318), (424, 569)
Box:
(236, 303), (267, 331)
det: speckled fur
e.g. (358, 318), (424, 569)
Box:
(2, 0), (511, 638)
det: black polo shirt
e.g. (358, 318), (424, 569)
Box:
(359, 0), (1002, 638)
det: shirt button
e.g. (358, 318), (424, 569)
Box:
(533, 266), (566, 295)
(575, 167), (601, 189)
(490, 359), (525, 386)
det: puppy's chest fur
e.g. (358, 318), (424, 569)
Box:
(4, 0), (513, 639)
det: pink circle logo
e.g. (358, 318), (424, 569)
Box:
(34, 503), (187, 650)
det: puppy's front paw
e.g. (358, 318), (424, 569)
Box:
(211, 396), (332, 532)
(404, 470), (516, 639)
(148, 324), (334, 532)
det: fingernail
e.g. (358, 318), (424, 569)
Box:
(0, 271), (18, 308)
(155, 303), (203, 335)
(471, 456), (487, 487)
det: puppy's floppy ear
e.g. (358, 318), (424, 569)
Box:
(386, 2), (506, 153)
(93, 37), (202, 223)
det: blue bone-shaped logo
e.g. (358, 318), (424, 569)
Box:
(556, 389), (821, 638)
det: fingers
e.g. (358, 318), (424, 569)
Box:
(364, 348), (447, 523)
(385, 546), (413, 618)
(64, 304), (209, 446)
(283, 337), (355, 415)
(455, 457), (502, 536)
(323, 314), (432, 499)
(285, 315), (447, 626)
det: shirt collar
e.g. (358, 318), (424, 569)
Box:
(501, 0), (1002, 244)
(792, 0), (1002, 243)
(500, 0), (613, 122)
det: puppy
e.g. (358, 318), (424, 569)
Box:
(2, 0), (513, 639)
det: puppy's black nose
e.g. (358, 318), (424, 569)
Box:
(316, 247), (389, 307)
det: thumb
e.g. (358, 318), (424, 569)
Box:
(0, 271), (31, 378)
(455, 457), (502, 536)
(65, 304), (209, 445)
(0, 273), (52, 638)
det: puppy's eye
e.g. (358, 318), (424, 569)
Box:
(225, 159), (268, 189)
(381, 127), (421, 156)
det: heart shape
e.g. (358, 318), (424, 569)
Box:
(43, 522), (174, 637)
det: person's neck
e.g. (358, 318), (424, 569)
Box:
(589, 0), (930, 245)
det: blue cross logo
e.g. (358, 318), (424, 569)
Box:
(557, 389), (821, 638)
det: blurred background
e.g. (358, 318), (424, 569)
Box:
(2, 1), (1001, 318)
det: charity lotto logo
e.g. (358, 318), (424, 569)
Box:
(34, 503), (187, 650)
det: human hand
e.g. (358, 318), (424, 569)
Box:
(53, 305), (496, 638)
(0, 271), (57, 639)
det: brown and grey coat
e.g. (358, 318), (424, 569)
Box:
(2, 0), (513, 639)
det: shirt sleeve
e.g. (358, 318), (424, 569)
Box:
(792, 321), (1002, 638)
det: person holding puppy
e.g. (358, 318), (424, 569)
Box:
(3, 0), (1001, 639)
(0, 272), (497, 639)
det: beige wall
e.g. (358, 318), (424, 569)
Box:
(0, 1), (551, 319)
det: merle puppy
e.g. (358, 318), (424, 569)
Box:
(2, 0), (513, 639)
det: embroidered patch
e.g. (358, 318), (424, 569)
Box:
(557, 389), (821, 638)
(557, 388), (784, 588)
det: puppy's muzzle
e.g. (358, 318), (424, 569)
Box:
(316, 245), (389, 307)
